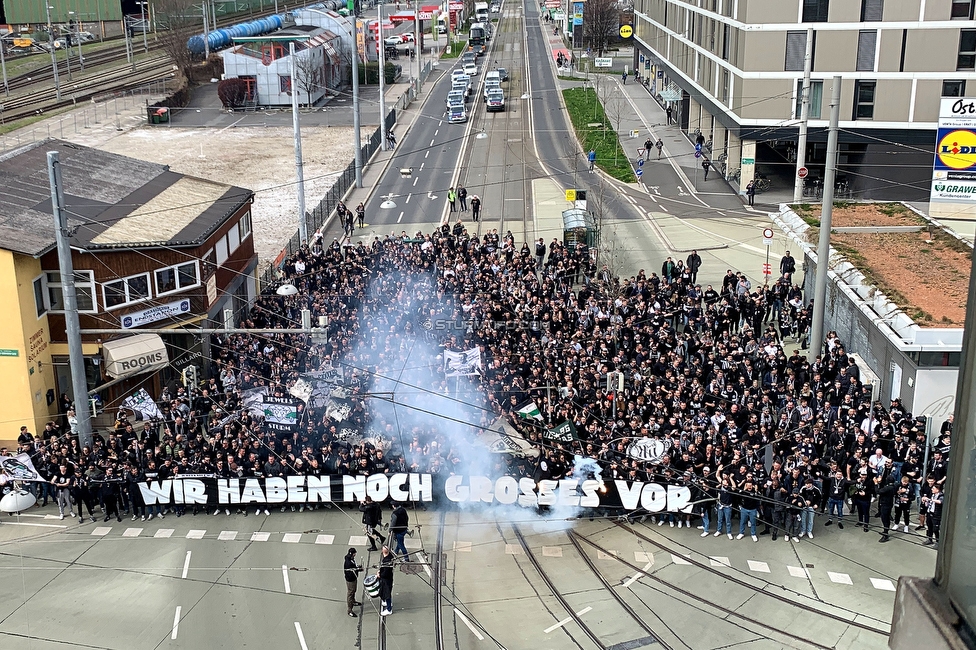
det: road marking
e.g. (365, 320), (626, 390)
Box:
(283, 533), (301, 544)
(659, 204), (669, 212)
(349, 535), (369, 546)
(623, 562), (654, 588)
(182, 552), (192, 579)
(542, 546), (562, 557)
(828, 571), (853, 585)
(597, 550), (618, 560)
(425, 151), (430, 159)
(315, 534), (335, 545)
(871, 578), (896, 591)
(295, 622), (309, 650)
(650, 195), (658, 202)
(405, 193), (412, 204)
(670, 553), (692, 565)
(186, 530), (206, 540)
(398, 210), (404, 223)
(454, 541), (472, 552)
(709, 556), (731, 567)
(218, 530), (237, 541)
(716, 211), (726, 216)
(435, 129), (439, 136)
(430, 139), (435, 147)
(155, 529), (174, 539)
(282, 565), (292, 594)
(251, 532), (271, 542)
(171, 606), (181, 640)
(404, 538), (422, 549)
(91, 527), (112, 536)
(634, 551), (653, 563)
(421, 552), (433, 579)
(576, 607), (592, 616)
(747, 560), (770, 573)
(787, 566), (808, 578)
(505, 544), (522, 555)
(6, 521), (67, 528)
(454, 608), (485, 640)
(412, 177), (418, 187)
(543, 616), (573, 634)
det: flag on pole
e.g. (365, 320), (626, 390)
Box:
(516, 400), (543, 421)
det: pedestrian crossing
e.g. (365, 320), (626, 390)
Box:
(87, 525), (423, 548)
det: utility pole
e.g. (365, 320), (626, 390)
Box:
(45, 3), (62, 100)
(793, 27), (813, 202)
(808, 75), (841, 363)
(202, 1), (210, 58)
(47, 151), (93, 451)
(289, 42), (308, 244)
(352, 22), (363, 187)
(414, 0), (421, 94)
(378, 3), (387, 150)
(1, 33), (9, 96)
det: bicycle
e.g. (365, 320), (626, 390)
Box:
(728, 168), (741, 184)
(754, 175), (771, 193)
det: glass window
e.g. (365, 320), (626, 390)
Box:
(959, 30), (976, 70)
(228, 224), (241, 254)
(795, 79), (823, 119)
(802, 0), (829, 22)
(33, 276), (46, 318)
(238, 211), (252, 240)
(279, 75), (292, 93)
(216, 237), (229, 265)
(154, 261), (200, 297)
(178, 263), (198, 288)
(785, 31), (807, 72)
(952, 0), (974, 19)
(155, 268), (177, 294)
(856, 30), (878, 72)
(44, 270), (96, 313)
(102, 273), (151, 310)
(943, 80), (967, 97)
(860, 0), (883, 21)
(854, 80), (876, 119)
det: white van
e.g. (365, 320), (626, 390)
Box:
(485, 70), (500, 85)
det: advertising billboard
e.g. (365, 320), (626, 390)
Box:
(930, 98), (976, 232)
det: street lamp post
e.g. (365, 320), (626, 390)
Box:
(45, 4), (62, 100)
(138, 2), (149, 52)
(0, 32), (9, 96)
(69, 11), (84, 72)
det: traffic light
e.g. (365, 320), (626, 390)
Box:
(576, 190), (587, 201)
(182, 365), (198, 387)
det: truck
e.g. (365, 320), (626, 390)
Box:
(475, 2), (490, 22)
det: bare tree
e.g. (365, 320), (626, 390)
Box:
(597, 78), (627, 165)
(293, 49), (322, 108)
(582, 0), (619, 57)
(154, 0), (198, 81)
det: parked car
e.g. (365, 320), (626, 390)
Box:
(495, 67), (509, 81)
(400, 32), (415, 42)
(384, 36), (403, 47)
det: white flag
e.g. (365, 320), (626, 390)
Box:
(444, 347), (482, 377)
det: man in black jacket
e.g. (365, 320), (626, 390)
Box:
(343, 548), (363, 617)
(389, 504), (410, 561)
(378, 546), (395, 616)
(876, 472), (897, 542)
(359, 496), (385, 551)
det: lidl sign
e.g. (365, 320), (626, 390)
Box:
(935, 128), (976, 172)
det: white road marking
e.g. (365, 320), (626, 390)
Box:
(6, 521), (67, 529)
(716, 211), (726, 216)
(315, 534), (335, 545)
(405, 193), (412, 204)
(454, 541), (472, 552)
(871, 578), (896, 591)
(91, 527), (112, 536)
(398, 211), (404, 223)
(349, 535), (369, 546)
(295, 622), (309, 650)
(413, 177), (418, 187)
(186, 530), (206, 540)
(435, 129), (439, 136)
(218, 530), (237, 541)
(430, 139), (435, 147)
(181, 551), (192, 579)
(171, 606), (181, 640)
(283, 533), (302, 543)
(787, 566), (808, 578)
(634, 551), (653, 563)
(154, 529), (174, 538)
(543, 616), (573, 634)
(670, 553), (692, 566)
(425, 151), (430, 159)
(709, 556), (731, 567)
(747, 560), (770, 573)
(505, 544), (522, 555)
(650, 195), (658, 202)
(282, 565), (292, 594)
(421, 552), (433, 579)
(15, 513), (48, 518)
(597, 550), (618, 560)
(659, 204), (669, 212)
(576, 607), (592, 616)
(251, 532), (271, 542)
(828, 571), (853, 585)
(542, 546), (563, 557)
(454, 608), (485, 640)
(623, 562), (654, 588)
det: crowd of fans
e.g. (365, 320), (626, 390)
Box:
(6, 223), (951, 548)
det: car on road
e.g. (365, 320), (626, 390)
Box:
(490, 3), (500, 12)
(384, 36), (403, 47)
(399, 32), (415, 43)
(471, 44), (485, 59)
(486, 89), (505, 112)
(483, 80), (500, 100)
(448, 105), (468, 123)
(463, 62), (478, 76)
(447, 90), (466, 107)
(485, 70), (500, 85)
(461, 52), (476, 65)
(495, 67), (509, 81)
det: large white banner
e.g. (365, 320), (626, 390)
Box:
(122, 388), (162, 421)
(445, 347), (482, 377)
(0, 453), (46, 482)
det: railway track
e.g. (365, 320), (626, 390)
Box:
(6, 43), (131, 91)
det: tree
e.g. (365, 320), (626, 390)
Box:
(582, 0), (619, 57)
(293, 48), (323, 108)
(217, 78), (248, 108)
(596, 76), (627, 165)
(154, 0), (198, 81)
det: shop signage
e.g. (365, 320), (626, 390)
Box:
(121, 299), (191, 329)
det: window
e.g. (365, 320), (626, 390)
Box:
(795, 79), (824, 119)
(720, 69), (730, 105)
(958, 30), (976, 71)
(238, 211), (252, 241)
(722, 23), (730, 60)
(102, 273), (151, 310)
(860, 0), (883, 21)
(952, 0), (974, 20)
(802, 0), (829, 22)
(856, 30), (877, 71)
(854, 80), (876, 119)
(279, 75), (292, 93)
(216, 237), (229, 266)
(33, 276), (46, 318)
(43, 270), (97, 313)
(155, 261), (201, 297)
(785, 31), (807, 71)
(227, 224), (241, 255)
(944, 80), (967, 97)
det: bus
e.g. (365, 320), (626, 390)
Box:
(475, 1), (490, 22)
(469, 22), (486, 46)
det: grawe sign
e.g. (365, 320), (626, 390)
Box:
(594, 57), (613, 68)
(930, 97), (976, 226)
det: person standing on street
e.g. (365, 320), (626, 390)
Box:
(746, 180), (756, 206)
(470, 195), (481, 222)
(779, 251), (796, 282)
(344, 548), (364, 617)
(588, 149), (596, 172)
(666, 106), (673, 124)
(458, 186), (468, 211)
(686, 250), (701, 285)
(655, 138), (664, 159)
(378, 546), (395, 616)
(922, 483), (944, 546)
(447, 187), (457, 213)
(702, 157), (711, 181)
(893, 474), (914, 533)
(359, 496), (385, 551)
(53, 464), (75, 520)
(356, 203), (366, 229)
(389, 503), (410, 561)
(876, 471), (897, 542)
(643, 137), (653, 161)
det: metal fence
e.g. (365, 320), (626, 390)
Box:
(257, 107), (397, 291)
(0, 80), (172, 154)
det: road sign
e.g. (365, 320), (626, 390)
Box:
(594, 57), (613, 68)
(637, 147), (645, 157)
(762, 263), (772, 276)
(763, 227), (774, 246)
(635, 168), (643, 178)
(565, 189), (576, 201)
(637, 158), (644, 168)
(619, 24), (633, 38)
(694, 150), (701, 159)
(0, 349), (18, 357)
(797, 166), (808, 179)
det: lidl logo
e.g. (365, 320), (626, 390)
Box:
(937, 129), (976, 170)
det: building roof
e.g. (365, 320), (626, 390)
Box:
(0, 139), (253, 256)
